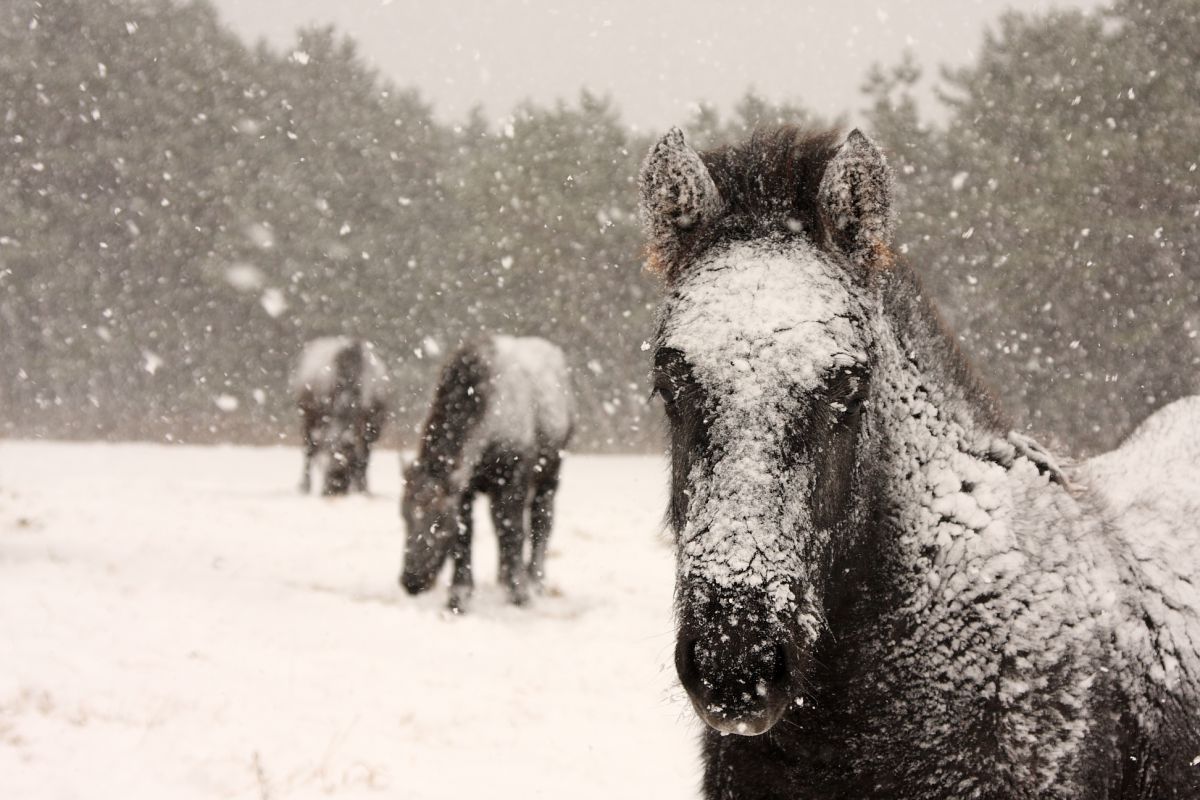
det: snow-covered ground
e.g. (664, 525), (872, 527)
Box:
(0, 442), (701, 799)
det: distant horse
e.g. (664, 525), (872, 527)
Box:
(640, 125), (1200, 798)
(399, 335), (574, 613)
(291, 336), (389, 495)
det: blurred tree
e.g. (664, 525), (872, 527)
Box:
(2, 0), (1196, 456)
(867, 4), (1200, 453)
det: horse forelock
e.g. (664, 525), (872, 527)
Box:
(703, 126), (841, 228)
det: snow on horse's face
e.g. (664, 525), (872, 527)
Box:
(643, 127), (893, 735)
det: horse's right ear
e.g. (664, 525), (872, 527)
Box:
(639, 128), (722, 277)
(818, 129), (895, 270)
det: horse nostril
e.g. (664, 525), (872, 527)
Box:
(676, 633), (792, 700)
(675, 636), (698, 677)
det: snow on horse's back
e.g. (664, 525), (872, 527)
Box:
(485, 335), (575, 450)
(291, 335), (390, 408)
(1087, 395), (1200, 510)
(1088, 395), (1200, 718)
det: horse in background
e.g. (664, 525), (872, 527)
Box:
(641, 125), (1200, 798)
(400, 335), (574, 613)
(291, 336), (390, 496)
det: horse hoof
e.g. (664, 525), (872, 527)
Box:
(448, 587), (472, 614)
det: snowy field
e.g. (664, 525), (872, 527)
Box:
(0, 442), (701, 799)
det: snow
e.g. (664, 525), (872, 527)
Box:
(260, 288), (288, 318)
(0, 442), (700, 799)
(658, 240), (871, 625)
(1083, 396), (1200, 726)
(1085, 395), (1200, 509)
(290, 337), (390, 405)
(486, 335), (575, 447)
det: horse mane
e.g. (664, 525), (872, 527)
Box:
(416, 340), (490, 480)
(696, 125), (844, 248)
(882, 259), (1010, 432)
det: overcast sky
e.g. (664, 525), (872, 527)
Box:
(209, 0), (1105, 130)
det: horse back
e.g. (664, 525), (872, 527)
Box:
(482, 335), (574, 452)
(420, 335), (572, 494)
(291, 336), (390, 410)
(1085, 396), (1200, 786)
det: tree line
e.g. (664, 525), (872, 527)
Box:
(0, 0), (1196, 454)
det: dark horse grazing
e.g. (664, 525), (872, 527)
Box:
(291, 336), (390, 495)
(641, 126), (1200, 798)
(400, 335), (574, 612)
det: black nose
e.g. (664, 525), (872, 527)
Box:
(399, 571), (429, 595)
(323, 474), (350, 495)
(676, 633), (792, 735)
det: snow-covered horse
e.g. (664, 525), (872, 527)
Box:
(641, 125), (1200, 798)
(291, 336), (390, 495)
(400, 335), (575, 612)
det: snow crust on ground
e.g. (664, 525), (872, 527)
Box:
(0, 442), (699, 799)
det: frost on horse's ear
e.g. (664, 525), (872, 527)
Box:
(638, 127), (722, 278)
(818, 129), (895, 271)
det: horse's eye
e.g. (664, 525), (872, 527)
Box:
(826, 391), (867, 424)
(653, 379), (677, 408)
(843, 394), (866, 416)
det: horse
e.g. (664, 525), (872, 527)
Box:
(639, 125), (1200, 799)
(399, 334), (575, 613)
(291, 336), (390, 496)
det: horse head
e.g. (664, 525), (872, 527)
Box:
(322, 387), (364, 495)
(642, 126), (894, 735)
(399, 457), (460, 594)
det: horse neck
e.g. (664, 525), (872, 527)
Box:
(877, 264), (1007, 433)
(417, 406), (486, 496)
(865, 265), (1023, 550)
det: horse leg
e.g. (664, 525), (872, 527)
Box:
(528, 454), (561, 593)
(355, 404), (384, 494)
(353, 435), (370, 493)
(447, 493), (475, 613)
(299, 411), (319, 493)
(490, 482), (531, 606)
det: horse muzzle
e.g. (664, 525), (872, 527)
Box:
(675, 620), (797, 736)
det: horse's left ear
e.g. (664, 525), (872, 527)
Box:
(818, 129), (895, 270)
(639, 127), (723, 278)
